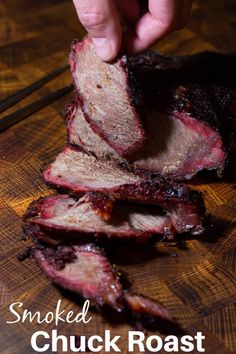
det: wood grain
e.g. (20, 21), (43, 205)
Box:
(0, 1), (236, 353)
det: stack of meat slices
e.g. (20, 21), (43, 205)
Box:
(23, 37), (236, 322)
(67, 40), (236, 179)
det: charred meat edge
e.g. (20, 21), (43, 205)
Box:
(34, 241), (172, 320)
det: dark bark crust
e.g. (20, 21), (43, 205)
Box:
(131, 50), (236, 151)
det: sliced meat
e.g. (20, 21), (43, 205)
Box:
(131, 109), (226, 179)
(43, 146), (205, 235)
(69, 38), (145, 157)
(34, 242), (172, 320)
(25, 188), (204, 242)
(43, 146), (141, 191)
(34, 243), (124, 311)
(131, 51), (236, 178)
(65, 102), (122, 161)
(24, 194), (177, 242)
(67, 50), (236, 179)
(66, 104), (226, 179)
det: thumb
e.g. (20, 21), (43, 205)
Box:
(72, 0), (121, 61)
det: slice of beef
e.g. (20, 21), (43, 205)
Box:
(34, 242), (172, 320)
(43, 148), (205, 235)
(69, 38), (145, 157)
(43, 146), (141, 191)
(67, 50), (236, 179)
(34, 243), (123, 311)
(131, 51), (236, 178)
(65, 102), (226, 179)
(24, 194), (178, 242)
(131, 109), (226, 179)
(65, 102), (122, 162)
(43, 147), (205, 233)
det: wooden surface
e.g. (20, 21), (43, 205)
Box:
(0, 1), (236, 353)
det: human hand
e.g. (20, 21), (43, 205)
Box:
(72, 0), (192, 61)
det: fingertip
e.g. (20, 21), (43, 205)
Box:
(73, 0), (121, 61)
(92, 38), (116, 61)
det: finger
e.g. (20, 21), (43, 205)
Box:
(116, 0), (141, 25)
(125, 0), (184, 54)
(72, 0), (121, 61)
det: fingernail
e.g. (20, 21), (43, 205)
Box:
(92, 37), (114, 62)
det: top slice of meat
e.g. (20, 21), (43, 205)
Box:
(69, 38), (145, 157)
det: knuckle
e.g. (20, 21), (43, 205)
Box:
(78, 12), (108, 29)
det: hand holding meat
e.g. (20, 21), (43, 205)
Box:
(72, 0), (193, 61)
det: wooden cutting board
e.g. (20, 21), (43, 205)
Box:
(0, 1), (235, 353)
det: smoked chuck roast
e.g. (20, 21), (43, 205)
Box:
(22, 38), (236, 323)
